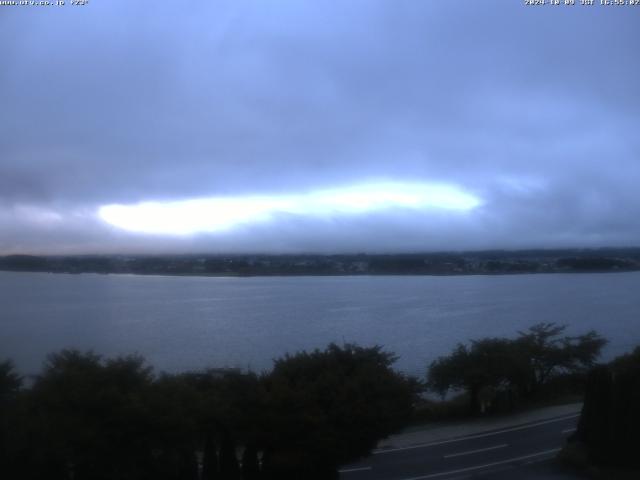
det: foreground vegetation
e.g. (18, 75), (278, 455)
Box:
(0, 344), (419, 479)
(564, 346), (640, 473)
(2, 324), (636, 479)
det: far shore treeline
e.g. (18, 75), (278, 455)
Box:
(1, 247), (640, 277)
(1, 324), (639, 478)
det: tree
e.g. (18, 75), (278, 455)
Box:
(25, 350), (157, 480)
(428, 338), (523, 414)
(0, 360), (22, 400)
(0, 360), (23, 476)
(573, 346), (640, 468)
(427, 324), (607, 415)
(178, 369), (267, 479)
(515, 323), (606, 395)
(261, 343), (420, 478)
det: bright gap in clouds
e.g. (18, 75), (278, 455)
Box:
(98, 181), (482, 236)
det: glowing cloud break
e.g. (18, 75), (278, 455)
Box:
(98, 181), (481, 236)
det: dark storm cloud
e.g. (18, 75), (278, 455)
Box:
(0, 0), (638, 253)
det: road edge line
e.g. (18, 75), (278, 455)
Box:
(374, 413), (579, 454)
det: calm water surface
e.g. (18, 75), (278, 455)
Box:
(1, 271), (639, 377)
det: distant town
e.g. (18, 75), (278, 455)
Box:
(1, 248), (640, 277)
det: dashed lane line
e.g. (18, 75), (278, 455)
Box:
(338, 466), (372, 474)
(443, 444), (508, 459)
(396, 448), (562, 480)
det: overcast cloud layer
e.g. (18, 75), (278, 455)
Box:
(1, 1), (639, 254)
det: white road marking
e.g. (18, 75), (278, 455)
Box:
(561, 427), (576, 434)
(523, 456), (554, 466)
(443, 443), (508, 459)
(397, 448), (561, 480)
(450, 464), (514, 479)
(338, 466), (372, 473)
(374, 414), (579, 454)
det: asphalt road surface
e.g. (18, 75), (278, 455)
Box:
(339, 413), (582, 480)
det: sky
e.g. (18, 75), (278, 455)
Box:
(1, 0), (638, 254)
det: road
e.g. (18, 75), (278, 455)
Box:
(339, 413), (582, 480)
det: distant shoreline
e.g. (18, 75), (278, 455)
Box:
(0, 269), (640, 280)
(2, 248), (639, 278)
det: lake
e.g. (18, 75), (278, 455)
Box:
(1, 271), (639, 377)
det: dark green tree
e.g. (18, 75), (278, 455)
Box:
(0, 360), (23, 476)
(180, 369), (267, 479)
(515, 323), (606, 395)
(428, 338), (523, 414)
(428, 324), (607, 415)
(261, 343), (419, 478)
(24, 350), (158, 480)
(574, 346), (640, 468)
(144, 373), (202, 480)
(0, 360), (21, 399)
